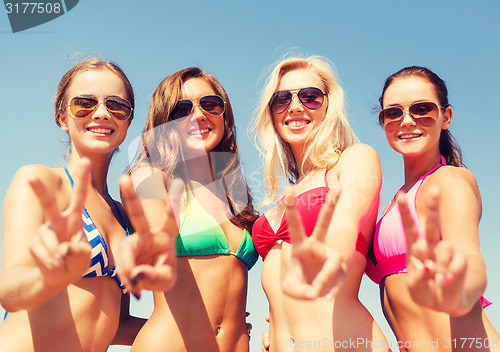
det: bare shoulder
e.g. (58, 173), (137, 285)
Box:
(129, 165), (166, 199)
(429, 165), (479, 194)
(333, 143), (381, 180)
(9, 164), (64, 192)
(424, 165), (481, 211)
(341, 143), (379, 160)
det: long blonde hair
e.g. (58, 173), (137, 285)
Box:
(255, 56), (355, 204)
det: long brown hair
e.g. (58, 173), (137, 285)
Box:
(132, 67), (257, 231)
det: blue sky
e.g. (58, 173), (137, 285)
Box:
(1, 1), (499, 350)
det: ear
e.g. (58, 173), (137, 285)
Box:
(441, 106), (452, 130)
(57, 112), (69, 132)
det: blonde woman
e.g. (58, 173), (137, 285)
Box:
(252, 56), (388, 351)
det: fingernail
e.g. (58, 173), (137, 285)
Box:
(445, 273), (454, 285)
(424, 265), (431, 273)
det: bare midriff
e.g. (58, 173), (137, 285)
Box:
(0, 276), (122, 352)
(131, 255), (250, 352)
(263, 241), (387, 352)
(382, 274), (500, 352)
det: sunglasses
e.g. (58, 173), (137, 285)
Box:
(269, 87), (326, 114)
(379, 101), (444, 131)
(68, 95), (133, 120)
(169, 95), (226, 122)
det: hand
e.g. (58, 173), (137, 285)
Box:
(28, 159), (92, 287)
(281, 188), (345, 300)
(116, 175), (184, 298)
(261, 316), (270, 352)
(245, 312), (252, 340)
(399, 187), (467, 312)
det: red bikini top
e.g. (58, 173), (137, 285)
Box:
(252, 173), (369, 260)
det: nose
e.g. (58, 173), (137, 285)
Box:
(288, 93), (303, 112)
(190, 103), (206, 121)
(92, 102), (111, 120)
(399, 109), (415, 127)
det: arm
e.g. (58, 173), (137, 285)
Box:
(325, 144), (382, 259)
(111, 293), (147, 345)
(281, 144), (381, 300)
(401, 168), (486, 316)
(0, 161), (91, 312)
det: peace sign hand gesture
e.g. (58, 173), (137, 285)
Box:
(282, 188), (346, 300)
(28, 159), (92, 287)
(398, 188), (467, 313)
(116, 176), (184, 298)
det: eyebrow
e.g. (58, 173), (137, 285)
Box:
(385, 99), (431, 108)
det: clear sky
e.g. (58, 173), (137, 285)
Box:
(1, 1), (499, 351)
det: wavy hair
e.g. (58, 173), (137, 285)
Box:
(254, 56), (356, 204)
(132, 67), (257, 231)
(378, 66), (463, 167)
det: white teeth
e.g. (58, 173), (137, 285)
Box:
(399, 134), (421, 139)
(89, 128), (113, 134)
(286, 120), (310, 127)
(189, 128), (210, 135)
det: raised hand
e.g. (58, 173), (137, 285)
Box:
(28, 159), (92, 286)
(398, 187), (467, 312)
(282, 188), (345, 300)
(116, 175), (184, 298)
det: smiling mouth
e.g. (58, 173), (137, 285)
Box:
(87, 127), (114, 134)
(398, 133), (422, 140)
(285, 119), (310, 127)
(188, 128), (211, 135)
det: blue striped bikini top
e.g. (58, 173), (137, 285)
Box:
(64, 168), (129, 293)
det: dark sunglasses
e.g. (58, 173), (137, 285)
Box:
(269, 87), (326, 114)
(68, 95), (133, 120)
(169, 95), (226, 122)
(379, 101), (444, 131)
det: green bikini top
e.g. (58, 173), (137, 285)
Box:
(176, 187), (258, 270)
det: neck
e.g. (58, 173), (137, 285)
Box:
(66, 150), (112, 196)
(184, 152), (216, 184)
(403, 149), (442, 187)
(291, 146), (315, 179)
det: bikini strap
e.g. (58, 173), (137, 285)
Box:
(64, 167), (130, 236)
(324, 168), (330, 190)
(421, 155), (446, 180)
(64, 167), (74, 187)
(111, 200), (130, 236)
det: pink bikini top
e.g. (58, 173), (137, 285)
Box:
(365, 156), (491, 309)
(252, 171), (369, 260)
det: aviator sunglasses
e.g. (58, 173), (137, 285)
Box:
(169, 95), (226, 122)
(378, 101), (445, 132)
(269, 87), (326, 114)
(68, 95), (133, 120)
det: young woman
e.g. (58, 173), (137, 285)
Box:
(366, 66), (499, 351)
(0, 59), (146, 351)
(121, 67), (258, 352)
(252, 56), (388, 351)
